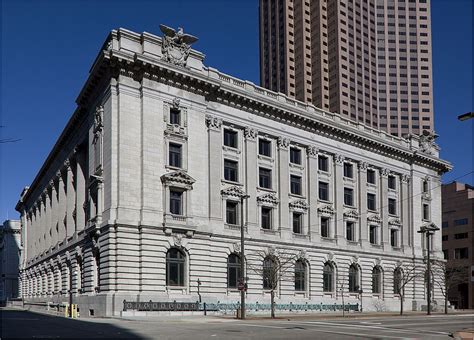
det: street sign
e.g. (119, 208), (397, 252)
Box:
(238, 282), (245, 291)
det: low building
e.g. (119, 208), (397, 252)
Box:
(0, 220), (22, 304)
(442, 182), (474, 309)
(15, 27), (451, 317)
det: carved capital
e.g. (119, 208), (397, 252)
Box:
(307, 145), (318, 158)
(334, 154), (345, 165)
(244, 126), (258, 140)
(172, 97), (180, 109)
(205, 114), (222, 130)
(64, 159), (72, 171)
(401, 174), (410, 183)
(56, 171), (63, 182)
(381, 168), (390, 177)
(277, 136), (290, 149)
(358, 161), (368, 171)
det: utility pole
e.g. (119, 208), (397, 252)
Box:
(418, 223), (440, 315)
(240, 193), (250, 320)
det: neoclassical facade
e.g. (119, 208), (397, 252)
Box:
(16, 28), (450, 317)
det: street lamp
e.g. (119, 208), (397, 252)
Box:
(240, 193), (250, 320)
(457, 112), (474, 121)
(418, 223), (440, 315)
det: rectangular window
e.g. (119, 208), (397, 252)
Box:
(169, 143), (182, 168)
(293, 212), (303, 234)
(367, 193), (376, 210)
(346, 221), (355, 241)
(367, 169), (376, 184)
(259, 139), (272, 157)
(319, 182), (329, 201)
(290, 147), (302, 164)
(442, 235), (448, 241)
(442, 221), (448, 228)
(388, 175), (396, 189)
(344, 188), (354, 206)
(422, 180), (429, 193)
(388, 198), (397, 215)
(223, 129), (238, 148)
(390, 229), (398, 247)
(170, 190), (183, 215)
(443, 250), (449, 260)
(290, 175), (302, 195)
(259, 168), (272, 189)
(423, 204), (430, 220)
(454, 232), (468, 240)
(226, 201), (238, 225)
(321, 217), (330, 237)
(170, 108), (181, 125)
(454, 218), (468, 226)
(261, 207), (272, 230)
(370, 225), (378, 244)
(318, 156), (329, 171)
(343, 163), (354, 178)
(224, 159), (238, 182)
(454, 248), (469, 259)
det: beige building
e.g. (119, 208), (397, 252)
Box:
(442, 182), (474, 309)
(259, 0), (434, 137)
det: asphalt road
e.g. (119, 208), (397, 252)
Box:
(1, 308), (473, 339)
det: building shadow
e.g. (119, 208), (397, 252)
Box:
(0, 308), (147, 339)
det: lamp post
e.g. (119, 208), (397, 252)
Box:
(418, 223), (440, 315)
(240, 193), (250, 320)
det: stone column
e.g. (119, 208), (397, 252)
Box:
(244, 127), (258, 229)
(44, 190), (52, 251)
(57, 171), (67, 243)
(31, 207), (37, 257)
(277, 137), (290, 237)
(38, 198), (45, 253)
(380, 168), (390, 248)
(400, 174), (410, 251)
(205, 115), (223, 221)
(334, 154), (345, 244)
(307, 146), (319, 241)
(358, 162), (369, 247)
(75, 149), (86, 232)
(65, 159), (76, 240)
(50, 180), (58, 247)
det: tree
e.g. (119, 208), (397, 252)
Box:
(247, 247), (299, 318)
(431, 259), (467, 314)
(393, 262), (422, 316)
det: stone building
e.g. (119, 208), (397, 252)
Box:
(16, 27), (450, 317)
(0, 220), (22, 304)
(442, 182), (474, 309)
(259, 0), (435, 137)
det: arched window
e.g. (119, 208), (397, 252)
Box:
(295, 260), (307, 292)
(227, 254), (241, 289)
(394, 268), (402, 295)
(323, 262), (334, 292)
(348, 264), (360, 293)
(166, 248), (186, 286)
(372, 266), (382, 294)
(263, 256), (277, 290)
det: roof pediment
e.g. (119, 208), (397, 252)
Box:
(161, 170), (195, 187)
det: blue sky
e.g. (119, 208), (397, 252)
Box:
(1, 0), (472, 221)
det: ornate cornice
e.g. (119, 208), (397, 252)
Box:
(289, 199), (309, 211)
(161, 170), (195, 188)
(221, 185), (248, 199)
(256, 192), (279, 205)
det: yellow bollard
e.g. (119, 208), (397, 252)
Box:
(64, 303), (70, 317)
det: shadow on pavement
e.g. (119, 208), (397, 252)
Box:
(0, 308), (146, 339)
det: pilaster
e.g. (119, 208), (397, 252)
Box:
(50, 180), (58, 247)
(307, 146), (319, 241)
(400, 174), (410, 252)
(57, 171), (67, 243)
(277, 137), (290, 238)
(334, 154), (345, 244)
(380, 168), (390, 248)
(65, 159), (76, 240)
(75, 149), (86, 232)
(244, 127), (258, 229)
(358, 161), (369, 247)
(206, 114), (223, 221)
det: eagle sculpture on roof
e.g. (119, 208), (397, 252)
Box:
(159, 24), (198, 66)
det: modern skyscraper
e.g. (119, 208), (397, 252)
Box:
(259, 0), (434, 136)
